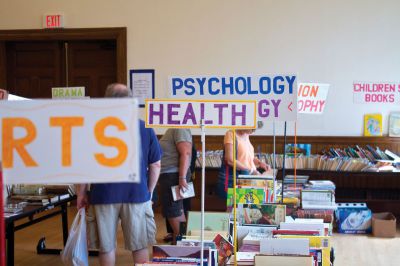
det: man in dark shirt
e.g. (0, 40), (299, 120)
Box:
(76, 83), (161, 265)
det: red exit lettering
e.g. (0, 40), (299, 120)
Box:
(44, 15), (63, 29)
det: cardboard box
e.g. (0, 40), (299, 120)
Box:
(372, 212), (397, 238)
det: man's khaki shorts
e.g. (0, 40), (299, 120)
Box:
(87, 201), (156, 253)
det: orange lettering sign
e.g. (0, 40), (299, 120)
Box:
(2, 118), (38, 168)
(94, 117), (128, 167)
(50, 117), (84, 166)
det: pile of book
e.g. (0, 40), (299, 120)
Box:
(140, 211), (232, 266)
(226, 175), (276, 211)
(321, 145), (398, 164)
(227, 202), (333, 265)
(195, 150), (223, 168)
(260, 154), (372, 171)
(195, 145), (399, 172)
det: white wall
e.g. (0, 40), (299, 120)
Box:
(1, 0), (399, 136)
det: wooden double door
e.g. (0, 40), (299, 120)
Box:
(5, 40), (116, 98)
(0, 28), (127, 99)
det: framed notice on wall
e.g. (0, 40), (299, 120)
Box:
(130, 69), (155, 107)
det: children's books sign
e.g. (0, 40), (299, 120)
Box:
(0, 99), (140, 184)
(353, 81), (400, 104)
(145, 99), (257, 129)
(297, 83), (329, 114)
(169, 74), (297, 121)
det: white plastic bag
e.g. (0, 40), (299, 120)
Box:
(61, 208), (89, 266)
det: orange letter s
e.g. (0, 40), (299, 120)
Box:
(94, 117), (128, 167)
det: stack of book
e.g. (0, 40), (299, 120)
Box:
(301, 189), (336, 211)
(226, 175), (276, 211)
(195, 150), (223, 168)
(150, 245), (217, 265)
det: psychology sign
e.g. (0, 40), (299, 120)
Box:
(169, 74), (297, 121)
(353, 81), (400, 104)
(145, 99), (257, 129)
(0, 99), (140, 184)
(297, 83), (329, 114)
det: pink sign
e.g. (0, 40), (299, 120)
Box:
(297, 83), (329, 114)
(0, 89), (8, 100)
(353, 82), (400, 104)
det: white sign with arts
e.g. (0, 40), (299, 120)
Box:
(0, 99), (140, 184)
(145, 99), (257, 129)
(169, 74), (297, 121)
(297, 83), (329, 114)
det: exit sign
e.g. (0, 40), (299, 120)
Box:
(43, 14), (64, 29)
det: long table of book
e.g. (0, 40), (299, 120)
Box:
(281, 169), (400, 219)
(192, 167), (400, 219)
(4, 195), (74, 266)
(139, 175), (340, 266)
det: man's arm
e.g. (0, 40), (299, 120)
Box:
(75, 184), (88, 210)
(176, 141), (192, 189)
(148, 160), (161, 194)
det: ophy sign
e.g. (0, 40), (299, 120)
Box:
(169, 74), (297, 121)
(0, 89), (8, 100)
(353, 81), (400, 104)
(297, 83), (329, 114)
(52, 87), (85, 99)
(0, 99), (140, 184)
(145, 99), (257, 129)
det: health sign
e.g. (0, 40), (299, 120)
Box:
(0, 99), (140, 184)
(145, 99), (257, 129)
(169, 74), (297, 121)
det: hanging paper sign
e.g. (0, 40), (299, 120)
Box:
(297, 83), (329, 114)
(145, 99), (257, 129)
(353, 81), (400, 104)
(52, 87), (85, 99)
(0, 89), (8, 100)
(169, 74), (297, 121)
(0, 99), (140, 184)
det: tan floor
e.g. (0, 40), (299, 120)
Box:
(10, 206), (400, 266)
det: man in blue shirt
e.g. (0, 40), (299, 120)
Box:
(76, 83), (162, 265)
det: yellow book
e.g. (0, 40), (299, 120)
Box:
(364, 113), (382, 136)
(276, 235), (331, 266)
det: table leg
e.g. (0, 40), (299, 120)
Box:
(6, 221), (14, 266)
(61, 203), (68, 246)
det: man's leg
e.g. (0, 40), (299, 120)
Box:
(121, 202), (156, 264)
(132, 248), (149, 264)
(99, 250), (116, 266)
(93, 204), (120, 266)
